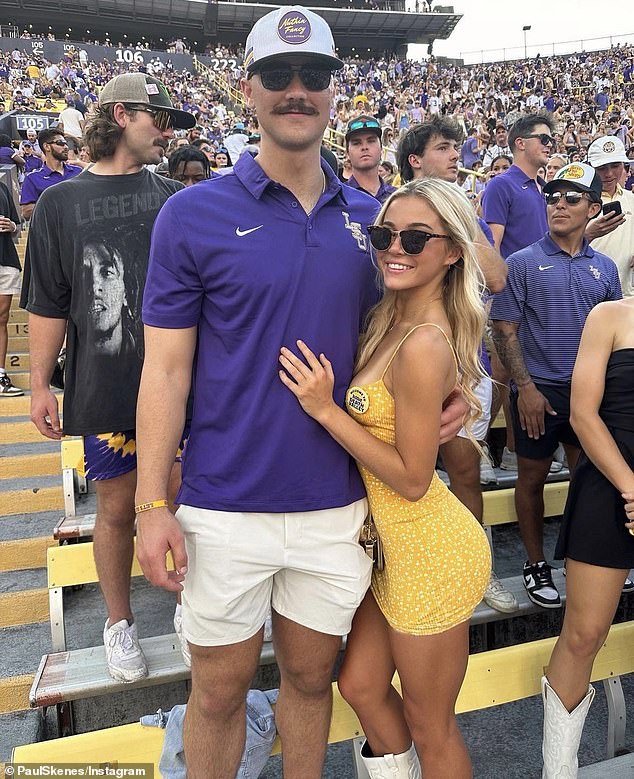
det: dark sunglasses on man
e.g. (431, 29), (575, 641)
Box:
(544, 191), (593, 206)
(125, 103), (174, 131)
(252, 64), (332, 92)
(367, 225), (449, 255)
(522, 133), (555, 147)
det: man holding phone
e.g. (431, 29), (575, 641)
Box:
(585, 135), (634, 296)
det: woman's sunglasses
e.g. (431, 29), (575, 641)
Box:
(255, 64), (332, 92)
(126, 104), (174, 131)
(368, 225), (449, 255)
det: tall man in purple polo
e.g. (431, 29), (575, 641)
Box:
(344, 114), (396, 204)
(482, 113), (555, 471)
(135, 7), (465, 778)
(491, 163), (621, 608)
(20, 128), (82, 220)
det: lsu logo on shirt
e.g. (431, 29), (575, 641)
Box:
(342, 211), (368, 251)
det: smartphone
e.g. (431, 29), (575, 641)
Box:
(602, 201), (622, 218)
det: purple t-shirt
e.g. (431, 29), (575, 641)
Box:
(0, 146), (17, 165)
(481, 164), (548, 259)
(20, 163), (82, 205)
(143, 153), (380, 513)
(461, 136), (480, 169)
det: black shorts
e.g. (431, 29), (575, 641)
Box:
(510, 382), (580, 461)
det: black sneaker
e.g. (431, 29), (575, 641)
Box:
(0, 373), (24, 396)
(523, 560), (561, 609)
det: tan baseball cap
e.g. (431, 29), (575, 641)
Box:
(98, 73), (195, 130)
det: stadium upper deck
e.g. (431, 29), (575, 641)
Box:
(0, 0), (462, 57)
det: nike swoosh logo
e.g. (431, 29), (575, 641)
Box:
(236, 225), (264, 237)
(538, 265), (554, 271)
(522, 185), (529, 190)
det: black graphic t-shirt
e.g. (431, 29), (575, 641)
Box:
(21, 168), (182, 435)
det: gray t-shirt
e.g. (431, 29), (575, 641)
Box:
(21, 168), (182, 435)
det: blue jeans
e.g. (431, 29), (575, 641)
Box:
(140, 688), (279, 778)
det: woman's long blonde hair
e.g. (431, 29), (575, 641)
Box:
(356, 178), (488, 431)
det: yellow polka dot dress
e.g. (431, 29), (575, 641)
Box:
(346, 325), (491, 635)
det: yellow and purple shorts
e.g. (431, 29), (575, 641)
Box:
(83, 425), (190, 481)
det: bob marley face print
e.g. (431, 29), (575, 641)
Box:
(80, 227), (143, 359)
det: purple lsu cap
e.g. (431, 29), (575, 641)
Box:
(244, 5), (343, 73)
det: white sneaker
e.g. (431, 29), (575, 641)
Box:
(484, 571), (519, 613)
(173, 604), (191, 668)
(500, 446), (518, 471)
(480, 445), (497, 485)
(549, 459), (564, 474)
(103, 618), (148, 683)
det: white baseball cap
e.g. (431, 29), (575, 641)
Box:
(587, 135), (629, 168)
(244, 6), (343, 73)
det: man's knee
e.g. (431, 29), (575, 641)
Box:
(95, 471), (137, 527)
(190, 645), (259, 719)
(517, 457), (551, 489)
(280, 654), (335, 698)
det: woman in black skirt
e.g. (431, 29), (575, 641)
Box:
(541, 297), (634, 778)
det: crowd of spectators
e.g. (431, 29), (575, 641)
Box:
(0, 33), (633, 201)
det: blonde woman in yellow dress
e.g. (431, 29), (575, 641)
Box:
(279, 178), (491, 778)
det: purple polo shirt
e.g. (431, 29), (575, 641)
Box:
(24, 155), (42, 174)
(490, 234), (621, 384)
(143, 152), (380, 513)
(20, 162), (82, 205)
(346, 175), (396, 205)
(481, 164), (548, 259)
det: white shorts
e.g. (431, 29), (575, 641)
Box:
(176, 498), (372, 646)
(458, 375), (493, 441)
(0, 266), (21, 296)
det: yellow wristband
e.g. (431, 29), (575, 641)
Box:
(135, 499), (169, 514)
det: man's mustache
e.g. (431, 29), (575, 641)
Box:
(273, 102), (318, 115)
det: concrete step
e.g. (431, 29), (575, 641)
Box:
(5, 353), (29, 371)
(1, 420), (57, 445)
(0, 709), (44, 763)
(0, 536), (57, 572)
(0, 509), (67, 544)
(0, 484), (65, 516)
(579, 752), (634, 777)
(8, 309), (27, 325)
(8, 335), (28, 352)
(7, 322), (28, 337)
(0, 452), (61, 480)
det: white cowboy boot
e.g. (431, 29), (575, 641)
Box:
(542, 675), (595, 778)
(360, 740), (421, 778)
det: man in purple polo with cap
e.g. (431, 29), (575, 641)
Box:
(136, 6), (464, 777)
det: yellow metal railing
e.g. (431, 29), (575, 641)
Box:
(193, 56), (246, 108)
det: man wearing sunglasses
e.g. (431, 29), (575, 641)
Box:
(482, 114), (555, 260)
(344, 114), (395, 204)
(491, 163), (621, 609)
(482, 114), (556, 476)
(137, 6), (467, 778)
(22, 72), (195, 683)
(20, 128), (82, 220)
